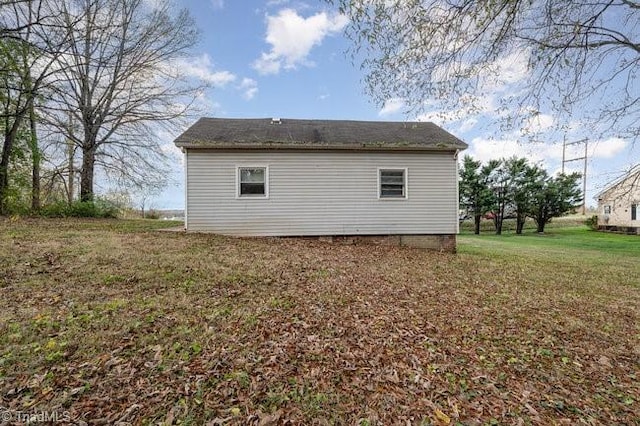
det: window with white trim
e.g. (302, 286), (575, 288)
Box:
(603, 205), (611, 214)
(379, 168), (407, 199)
(238, 166), (267, 197)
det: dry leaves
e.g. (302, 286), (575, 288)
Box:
(0, 218), (638, 425)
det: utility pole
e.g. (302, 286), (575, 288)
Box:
(562, 137), (588, 215)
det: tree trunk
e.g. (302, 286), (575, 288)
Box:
(535, 211), (546, 233)
(474, 214), (481, 234)
(0, 149), (9, 215)
(80, 146), (95, 202)
(29, 101), (40, 212)
(516, 213), (525, 234)
(495, 200), (506, 235)
(67, 137), (75, 204)
(0, 119), (23, 215)
(495, 213), (503, 235)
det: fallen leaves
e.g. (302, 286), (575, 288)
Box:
(0, 218), (638, 424)
(433, 408), (451, 424)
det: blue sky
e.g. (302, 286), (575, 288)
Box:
(151, 0), (639, 210)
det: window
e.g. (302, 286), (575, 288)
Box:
(237, 166), (268, 197)
(632, 204), (637, 221)
(604, 205), (611, 214)
(379, 168), (407, 199)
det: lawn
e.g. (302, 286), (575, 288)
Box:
(0, 219), (638, 425)
(461, 224), (640, 258)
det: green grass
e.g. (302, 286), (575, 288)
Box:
(459, 214), (586, 234)
(459, 225), (640, 296)
(460, 225), (640, 258)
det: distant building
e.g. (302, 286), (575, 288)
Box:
(174, 118), (467, 251)
(595, 166), (640, 233)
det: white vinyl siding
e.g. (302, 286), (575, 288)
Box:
(186, 150), (459, 236)
(184, 149), (188, 229)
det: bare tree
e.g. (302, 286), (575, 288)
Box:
(43, 0), (202, 202)
(332, 0), (640, 142)
(36, 121), (80, 205)
(0, 0), (72, 213)
(132, 184), (160, 218)
(0, 0), (48, 41)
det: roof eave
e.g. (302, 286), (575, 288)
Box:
(174, 142), (467, 151)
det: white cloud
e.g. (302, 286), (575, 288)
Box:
(466, 136), (629, 169)
(411, 52), (529, 134)
(566, 120), (588, 135)
(590, 137), (628, 159)
(253, 8), (348, 75)
(458, 118), (478, 133)
(238, 78), (258, 100)
(173, 54), (236, 87)
(478, 51), (530, 93)
(416, 109), (461, 125)
(378, 98), (405, 116)
(254, 54), (282, 75)
(186, 91), (223, 116)
(206, 70), (236, 86)
(160, 142), (183, 165)
(467, 137), (545, 164)
(142, 0), (163, 10)
(415, 95), (498, 127)
(529, 137), (627, 162)
(522, 113), (555, 134)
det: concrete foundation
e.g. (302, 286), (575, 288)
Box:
(598, 225), (640, 235)
(400, 234), (457, 252)
(316, 234), (457, 252)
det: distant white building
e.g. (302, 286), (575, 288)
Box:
(596, 166), (640, 233)
(173, 118), (468, 251)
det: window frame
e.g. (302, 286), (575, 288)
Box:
(377, 167), (408, 200)
(632, 204), (637, 221)
(603, 205), (611, 214)
(236, 165), (269, 199)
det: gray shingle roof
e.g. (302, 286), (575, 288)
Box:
(174, 118), (468, 151)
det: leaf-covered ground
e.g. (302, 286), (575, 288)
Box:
(0, 218), (638, 425)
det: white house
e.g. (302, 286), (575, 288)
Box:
(596, 165), (640, 233)
(174, 118), (467, 251)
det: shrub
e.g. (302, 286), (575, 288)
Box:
(1, 199), (31, 217)
(145, 209), (161, 219)
(585, 215), (599, 231)
(91, 199), (121, 218)
(40, 199), (120, 218)
(39, 201), (71, 218)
